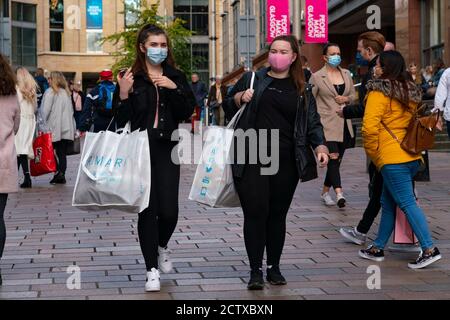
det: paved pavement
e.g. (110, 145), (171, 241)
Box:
(1, 125), (450, 300)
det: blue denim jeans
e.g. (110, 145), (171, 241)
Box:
(374, 160), (434, 250)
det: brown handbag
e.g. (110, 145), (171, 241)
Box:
(381, 104), (441, 155)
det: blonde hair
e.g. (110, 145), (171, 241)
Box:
(50, 71), (70, 96)
(16, 67), (38, 106)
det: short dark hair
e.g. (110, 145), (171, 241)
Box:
(323, 43), (340, 55)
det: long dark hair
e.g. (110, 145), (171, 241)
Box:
(131, 24), (176, 75)
(379, 50), (412, 107)
(0, 54), (17, 96)
(270, 35), (305, 94)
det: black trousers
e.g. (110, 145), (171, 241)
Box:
(138, 136), (180, 271)
(324, 142), (346, 189)
(234, 149), (299, 270)
(0, 194), (7, 259)
(53, 140), (70, 175)
(17, 155), (30, 175)
(357, 162), (383, 234)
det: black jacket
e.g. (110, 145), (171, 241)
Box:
(223, 68), (326, 182)
(343, 55), (378, 119)
(191, 81), (208, 107)
(114, 63), (196, 140)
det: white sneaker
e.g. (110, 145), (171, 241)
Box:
(336, 193), (346, 208)
(158, 246), (173, 273)
(321, 192), (336, 206)
(145, 268), (160, 292)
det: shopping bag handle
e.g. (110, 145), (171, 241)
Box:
(80, 121), (131, 181)
(226, 72), (255, 130)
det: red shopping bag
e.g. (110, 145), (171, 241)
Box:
(30, 132), (57, 177)
(393, 207), (419, 244)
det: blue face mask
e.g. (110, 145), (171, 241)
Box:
(146, 47), (168, 65)
(356, 52), (369, 66)
(328, 55), (341, 68)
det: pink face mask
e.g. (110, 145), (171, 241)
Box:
(268, 53), (293, 73)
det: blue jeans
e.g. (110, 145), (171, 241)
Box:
(374, 160), (434, 251)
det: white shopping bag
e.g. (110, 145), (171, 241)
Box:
(72, 123), (151, 213)
(189, 72), (255, 208)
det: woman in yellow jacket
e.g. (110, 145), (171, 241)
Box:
(359, 51), (441, 269)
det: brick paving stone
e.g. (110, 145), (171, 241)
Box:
(1, 129), (450, 300)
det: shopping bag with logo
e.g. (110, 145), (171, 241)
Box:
(30, 132), (57, 177)
(189, 72), (255, 208)
(393, 207), (419, 244)
(72, 123), (151, 213)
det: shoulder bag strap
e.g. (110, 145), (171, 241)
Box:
(381, 121), (400, 143)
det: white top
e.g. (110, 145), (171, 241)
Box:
(433, 68), (450, 121)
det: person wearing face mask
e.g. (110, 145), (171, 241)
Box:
(223, 35), (329, 290)
(338, 32), (390, 247)
(114, 24), (196, 292)
(309, 43), (356, 208)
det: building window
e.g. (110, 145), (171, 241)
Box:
(174, 0), (209, 36)
(192, 43), (209, 81)
(49, 0), (64, 52)
(50, 30), (62, 51)
(11, 2), (37, 67)
(87, 30), (103, 53)
(2, 0), (10, 18)
(421, 0), (445, 65)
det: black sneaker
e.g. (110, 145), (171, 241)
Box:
(247, 269), (264, 290)
(408, 247), (442, 269)
(266, 266), (287, 285)
(359, 245), (385, 262)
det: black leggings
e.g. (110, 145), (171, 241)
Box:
(53, 140), (69, 175)
(234, 150), (299, 270)
(0, 194), (7, 259)
(17, 155), (30, 175)
(357, 162), (383, 234)
(138, 137), (180, 271)
(324, 142), (346, 189)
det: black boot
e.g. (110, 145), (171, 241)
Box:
(50, 172), (66, 185)
(266, 265), (287, 285)
(20, 173), (32, 189)
(247, 269), (264, 290)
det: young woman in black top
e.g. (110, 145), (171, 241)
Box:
(115, 24), (196, 292)
(223, 35), (329, 290)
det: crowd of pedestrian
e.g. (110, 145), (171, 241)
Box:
(1, 23), (449, 292)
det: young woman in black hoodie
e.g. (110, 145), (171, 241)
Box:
(114, 24), (196, 292)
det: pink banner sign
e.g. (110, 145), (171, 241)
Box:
(267, 0), (290, 43)
(305, 0), (328, 43)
